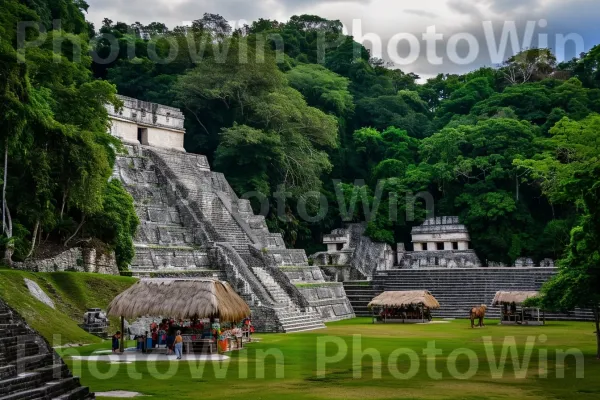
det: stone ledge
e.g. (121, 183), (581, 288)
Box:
(13, 247), (119, 275)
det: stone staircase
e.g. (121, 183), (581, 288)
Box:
(114, 143), (353, 332)
(344, 268), (594, 321)
(114, 146), (218, 279)
(250, 266), (293, 306)
(0, 300), (94, 400)
(342, 282), (378, 317)
(275, 309), (326, 333)
(213, 243), (326, 332)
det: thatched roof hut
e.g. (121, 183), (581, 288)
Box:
(368, 290), (441, 309)
(492, 291), (539, 306)
(107, 280), (251, 322)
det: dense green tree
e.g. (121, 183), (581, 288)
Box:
(286, 64), (353, 118)
(419, 118), (554, 263)
(0, 0), (138, 268)
(354, 93), (432, 138)
(500, 48), (557, 85)
(520, 115), (600, 358)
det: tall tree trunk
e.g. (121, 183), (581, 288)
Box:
(25, 219), (40, 259)
(2, 142), (8, 234)
(3, 202), (13, 266)
(64, 214), (85, 247)
(60, 189), (68, 219)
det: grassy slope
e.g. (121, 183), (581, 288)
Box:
(62, 318), (600, 400)
(0, 269), (136, 345)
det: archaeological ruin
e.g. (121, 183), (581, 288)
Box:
(0, 298), (93, 399)
(314, 218), (593, 321)
(108, 96), (355, 332)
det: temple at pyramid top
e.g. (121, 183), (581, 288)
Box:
(106, 95), (186, 151)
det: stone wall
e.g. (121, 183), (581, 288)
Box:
(13, 247), (119, 275)
(319, 265), (367, 282)
(295, 283), (355, 322)
(398, 250), (481, 269)
(488, 258), (555, 268)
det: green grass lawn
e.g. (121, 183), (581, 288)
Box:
(0, 269), (136, 344)
(61, 318), (600, 400)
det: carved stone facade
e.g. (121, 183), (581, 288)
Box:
(109, 97), (354, 332)
(311, 223), (395, 277)
(399, 217), (482, 269)
(106, 95), (186, 151)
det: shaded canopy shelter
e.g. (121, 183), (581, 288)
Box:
(492, 291), (544, 325)
(108, 280), (251, 350)
(368, 291), (440, 323)
(492, 291), (539, 306)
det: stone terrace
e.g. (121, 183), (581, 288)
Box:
(0, 299), (94, 399)
(345, 268), (594, 321)
(113, 143), (354, 332)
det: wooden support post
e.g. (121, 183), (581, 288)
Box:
(120, 316), (125, 353)
(522, 308), (524, 324)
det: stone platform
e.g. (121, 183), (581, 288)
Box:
(344, 268), (594, 321)
(113, 142), (354, 332)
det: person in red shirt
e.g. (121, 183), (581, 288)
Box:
(151, 328), (158, 348)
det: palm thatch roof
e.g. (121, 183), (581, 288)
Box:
(368, 291), (440, 309)
(492, 291), (539, 306)
(107, 280), (251, 322)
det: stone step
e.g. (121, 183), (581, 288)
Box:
(52, 383), (92, 400)
(0, 366), (16, 381)
(343, 269), (595, 322)
(282, 323), (326, 333)
(0, 326), (29, 337)
(0, 372), (46, 396)
(24, 377), (80, 400)
(278, 316), (323, 325)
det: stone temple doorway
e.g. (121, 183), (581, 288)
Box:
(137, 127), (148, 145)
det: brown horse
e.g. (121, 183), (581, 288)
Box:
(470, 305), (487, 328)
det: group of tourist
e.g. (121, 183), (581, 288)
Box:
(378, 305), (432, 321)
(111, 317), (253, 359)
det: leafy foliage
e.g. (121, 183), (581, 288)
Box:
(0, 0), (137, 268)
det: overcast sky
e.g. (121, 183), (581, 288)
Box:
(85, 0), (600, 79)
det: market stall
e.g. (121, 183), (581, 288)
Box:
(368, 290), (440, 323)
(492, 291), (544, 326)
(107, 279), (251, 353)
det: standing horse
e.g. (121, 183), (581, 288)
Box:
(470, 305), (487, 328)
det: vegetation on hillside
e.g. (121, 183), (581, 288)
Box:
(0, 269), (136, 343)
(92, 16), (599, 265)
(0, 0), (138, 270)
